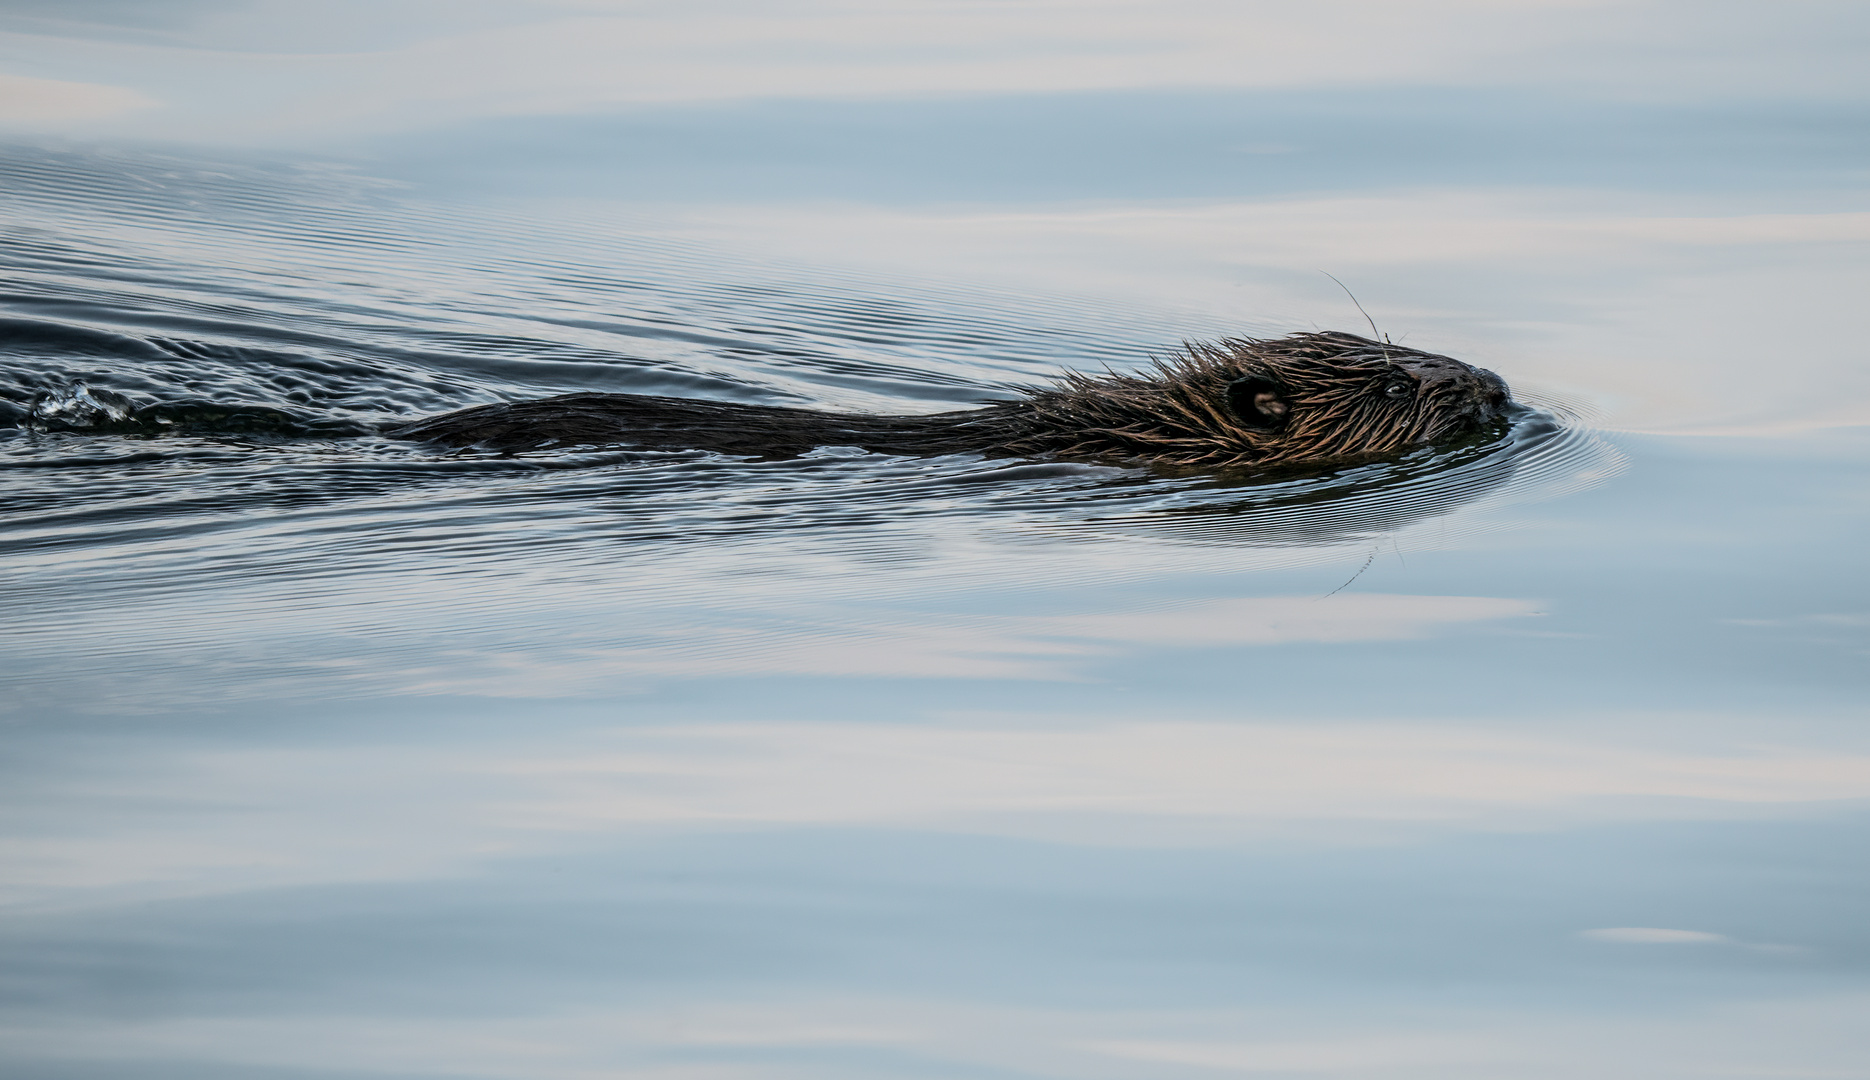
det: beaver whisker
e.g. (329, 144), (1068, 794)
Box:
(1321, 272), (1387, 346)
(388, 331), (1514, 470)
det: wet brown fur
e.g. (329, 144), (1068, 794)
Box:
(390, 331), (1512, 469)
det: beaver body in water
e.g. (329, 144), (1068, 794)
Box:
(389, 331), (1512, 469)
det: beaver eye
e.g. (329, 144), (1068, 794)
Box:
(1383, 380), (1412, 400)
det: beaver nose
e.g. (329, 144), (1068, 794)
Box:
(1470, 368), (1510, 419)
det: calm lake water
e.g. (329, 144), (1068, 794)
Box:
(3, 4), (1869, 1078)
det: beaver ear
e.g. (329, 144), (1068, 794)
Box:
(1226, 376), (1290, 431)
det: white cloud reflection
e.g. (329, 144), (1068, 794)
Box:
(2, 0), (1864, 139)
(0, 72), (155, 124)
(7, 580), (1543, 710)
(492, 721), (1870, 837)
(8, 715), (1870, 906)
(1578, 926), (1810, 955)
(392, 594), (1543, 695)
(1579, 927), (1729, 944)
(1088, 1033), (1493, 1073)
(3, 992), (1866, 1080)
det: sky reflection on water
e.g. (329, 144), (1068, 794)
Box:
(3, 2), (1869, 1079)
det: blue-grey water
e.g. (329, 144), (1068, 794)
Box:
(4, 5), (1869, 1078)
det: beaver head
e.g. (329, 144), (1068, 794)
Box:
(1006, 331), (1512, 468)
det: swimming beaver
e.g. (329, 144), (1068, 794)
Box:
(390, 331), (1512, 469)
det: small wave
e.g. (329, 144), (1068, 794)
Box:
(25, 382), (377, 439)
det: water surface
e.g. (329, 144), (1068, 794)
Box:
(3, 4), (1869, 1078)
